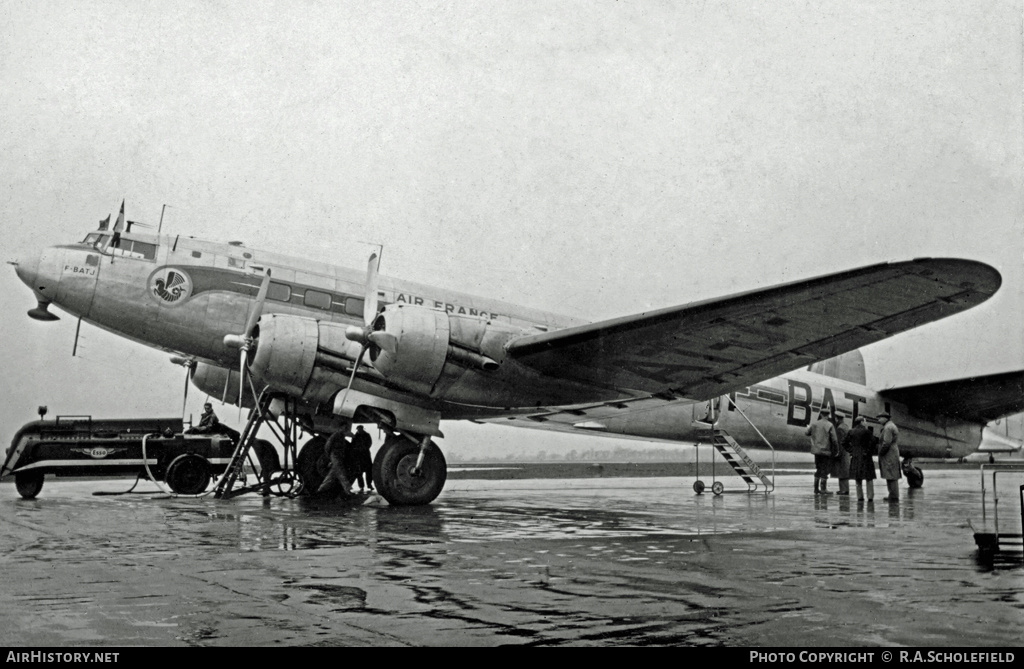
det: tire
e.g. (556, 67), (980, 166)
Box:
(15, 471), (44, 499)
(296, 436), (329, 495)
(373, 435), (447, 506)
(711, 481), (724, 496)
(251, 439), (281, 475)
(693, 480), (705, 494)
(165, 454), (212, 495)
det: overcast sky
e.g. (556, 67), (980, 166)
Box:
(1, 1), (1021, 457)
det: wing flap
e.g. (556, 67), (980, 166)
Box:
(506, 258), (1000, 402)
(880, 371), (1024, 424)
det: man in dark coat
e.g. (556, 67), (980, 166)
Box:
(843, 416), (876, 501)
(832, 414), (851, 496)
(317, 428), (354, 496)
(348, 425), (374, 492)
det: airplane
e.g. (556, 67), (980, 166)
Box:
(9, 212), (1024, 504)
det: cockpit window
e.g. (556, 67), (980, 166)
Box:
(111, 239), (157, 260)
(87, 233), (158, 260)
(82, 233), (111, 250)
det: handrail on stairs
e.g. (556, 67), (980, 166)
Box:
(722, 394), (776, 491)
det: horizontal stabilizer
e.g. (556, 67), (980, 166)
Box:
(880, 370), (1024, 424)
(507, 258), (1001, 402)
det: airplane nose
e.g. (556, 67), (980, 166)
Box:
(13, 248), (62, 320)
(11, 249), (40, 291)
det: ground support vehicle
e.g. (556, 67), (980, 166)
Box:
(1, 415), (235, 498)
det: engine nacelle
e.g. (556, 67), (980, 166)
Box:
(190, 362), (256, 408)
(369, 307), (451, 396)
(247, 314), (362, 404)
(368, 304), (504, 397)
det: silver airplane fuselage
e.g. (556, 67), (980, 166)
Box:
(14, 230), (984, 459)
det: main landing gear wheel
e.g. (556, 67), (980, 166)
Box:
(296, 436), (328, 495)
(165, 454), (212, 495)
(373, 435), (447, 506)
(711, 481), (724, 496)
(251, 439), (281, 476)
(15, 471), (44, 499)
(693, 480), (706, 494)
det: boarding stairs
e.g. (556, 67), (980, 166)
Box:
(213, 390), (303, 499)
(709, 430), (774, 493)
(693, 395), (775, 495)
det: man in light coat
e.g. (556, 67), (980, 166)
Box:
(806, 409), (838, 495)
(877, 412), (901, 502)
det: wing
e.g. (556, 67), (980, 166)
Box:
(506, 258), (1000, 402)
(880, 371), (1024, 423)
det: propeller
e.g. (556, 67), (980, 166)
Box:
(337, 252), (396, 414)
(170, 355), (197, 420)
(223, 269), (272, 415)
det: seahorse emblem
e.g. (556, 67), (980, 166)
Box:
(151, 269), (192, 304)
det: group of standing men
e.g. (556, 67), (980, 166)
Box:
(317, 425), (375, 496)
(806, 409), (901, 502)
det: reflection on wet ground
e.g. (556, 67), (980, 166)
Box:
(0, 467), (1020, 646)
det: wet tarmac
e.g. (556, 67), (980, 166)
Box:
(0, 464), (1021, 647)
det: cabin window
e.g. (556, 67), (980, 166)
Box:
(191, 251), (202, 258)
(303, 289), (332, 310)
(268, 282), (291, 302)
(344, 297), (364, 317)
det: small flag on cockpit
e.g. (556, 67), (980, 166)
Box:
(98, 215), (110, 231)
(112, 200), (125, 232)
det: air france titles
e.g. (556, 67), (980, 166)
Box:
(393, 292), (501, 320)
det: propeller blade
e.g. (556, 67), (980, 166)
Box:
(243, 269), (272, 339)
(238, 349), (247, 419)
(182, 363), (191, 418)
(366, 330), (397, 354)
(363, 252), (380, 326)
(335, 345), (367, 416)
(221, 367), (230, 404)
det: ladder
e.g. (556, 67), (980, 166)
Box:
(709, 429), (774, 493)
(692, 394), (776, 495)
(213, 390), (304, 499)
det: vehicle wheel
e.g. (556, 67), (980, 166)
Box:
(251, 439), (281, 476)
(693, 480), (705, 494)
(296, 436), (329, 495)
(15, 471), (44, 499)
(165, 454), (212, 495)
(373, 435), (447, 506)
(711, 481), (724, 496)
